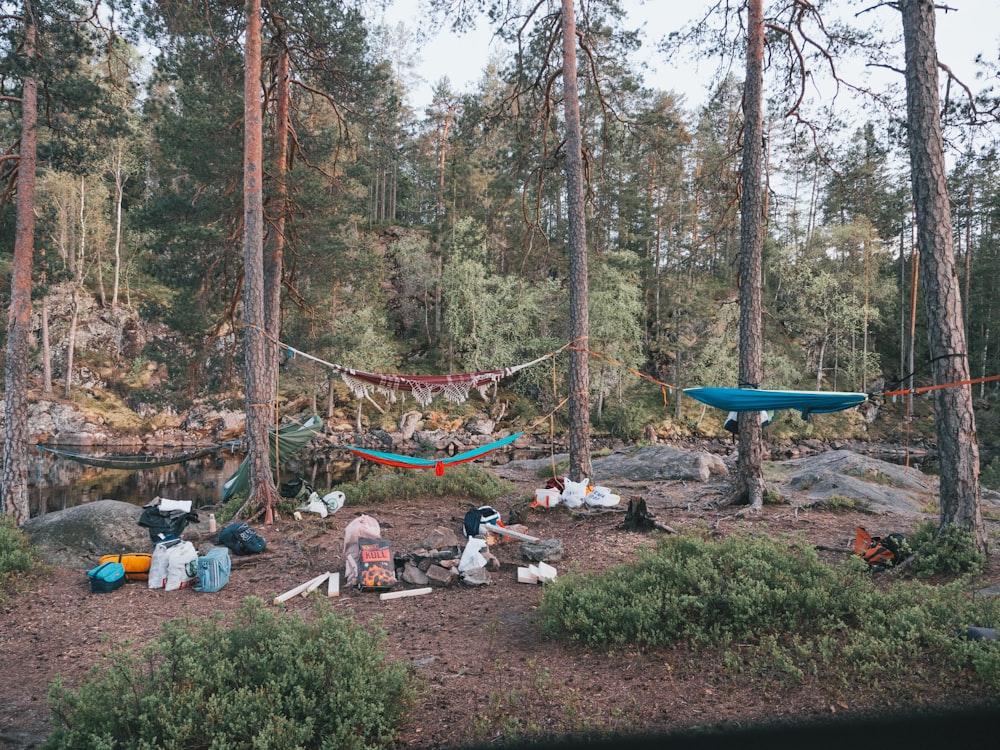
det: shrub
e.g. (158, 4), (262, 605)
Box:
(0, 515), (37, 596)
(538, 532), (859, 647)
(43, 597), (414, 750)
(537, 531), (1000, 691)
(905, 520), (985, 578)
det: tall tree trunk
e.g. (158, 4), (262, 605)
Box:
(63, 286), (79, 399)
(2, 5), (37, 525)
(41, 279), (52, 394)
(561, 0), (592, 482)
(242, 0), (278, 524)
(264, 44), (288, 417)
(901, 0), (984, 550)
(725, 0), (766, 510)
(111, 141), (127, 308)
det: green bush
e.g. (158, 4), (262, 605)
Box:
(43, 597), (414, 750)
(537, 531), (1000, 691)
(0, 515), (37, 595)
(905, 520), (985, 578)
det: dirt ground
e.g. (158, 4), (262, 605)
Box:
(2, 459), (1000, 750)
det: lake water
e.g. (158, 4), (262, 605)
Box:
(26, 446), (370, 519)
(26, 443), (546, 519)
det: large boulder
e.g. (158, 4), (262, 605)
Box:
(592, 445), (728, 483)
(780, 450), (936, 516)
(21, 500), (152, 570)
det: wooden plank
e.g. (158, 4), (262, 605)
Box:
(273, 572), (330, 605)
(378, 587), (433, 601)
(480, 522), (539, 543)
(327, 572), (340, 597)
(303, 571), (331, 596)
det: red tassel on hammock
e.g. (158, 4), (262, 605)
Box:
(434, 461), (445, 476)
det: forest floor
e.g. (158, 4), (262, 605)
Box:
(2, 456), (1000, 750)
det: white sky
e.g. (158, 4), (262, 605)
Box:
(374, 0), (1000, 116)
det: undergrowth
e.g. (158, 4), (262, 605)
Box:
(0, 516), (37, 598)
(538, 531), (1000, 692)
(340, 464), (515, 505)
(43, 597), (414, 750)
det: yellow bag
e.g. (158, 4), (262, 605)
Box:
(99, 552), (153, 581)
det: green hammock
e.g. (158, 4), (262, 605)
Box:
(221, 415), (323, 502)
(37, 443), (241, 471)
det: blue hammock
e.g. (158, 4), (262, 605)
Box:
(683, 387), (867, 418)
(347, 432), (523, 476)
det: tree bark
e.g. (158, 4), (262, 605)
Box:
(2, 6), (38, 525)
(901, 0), (984, 551)
(561, 0), (592, 483)
(242, 0), (278, 524)
(724, 0), (766, 510)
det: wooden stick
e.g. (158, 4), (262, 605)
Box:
(378, 587), (432, 601)
(273, 572), (330, 604)
(480, 522), (539, 543)
(303, 571), (331, 596)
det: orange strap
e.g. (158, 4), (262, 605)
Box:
(884, 372), (1000, 397)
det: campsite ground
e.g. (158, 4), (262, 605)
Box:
(2, 453), (1000, 750)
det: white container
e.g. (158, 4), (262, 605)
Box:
(533, 488), (562, 507)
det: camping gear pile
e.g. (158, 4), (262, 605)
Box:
(530, 476), (621, 509)
(86, 496), (266, 596)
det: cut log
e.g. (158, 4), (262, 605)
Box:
(379, 587), (432, 601)
(273, 572), (330, 605)
(303, 571), (331, 596)
(480, 522), (539, 543)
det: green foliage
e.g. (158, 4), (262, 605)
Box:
(0, 517), (38, 596)
(537, 532), (1000, 691)
(43, 597), (414, 750)
(981, 456), (1000, 492)
(339, 464), (515, 505)
(905, 521), (985, 578)
(599, 401), (646, 441)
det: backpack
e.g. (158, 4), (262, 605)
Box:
(463, 505), (500, 537)
(855, 526), (908, 569)
(280, 477), (315, 502)
(218, 522), (267, 555)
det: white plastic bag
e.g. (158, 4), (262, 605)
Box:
(303, 492), (328, 518)
(323, 490), (346, 513)
(585, 485), (621, 507)
(458, 537), (489, 572)
(561, 477), (588, 509)
(148, 538), (183, 589)
(164, 540), (198, 591)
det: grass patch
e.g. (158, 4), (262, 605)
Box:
(809, 494), (871, 512)
(340, 464), (516, 506)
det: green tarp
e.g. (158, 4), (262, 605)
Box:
(221, 415), (323, 502)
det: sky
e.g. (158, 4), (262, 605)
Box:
(372, 0), (1000, 116)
